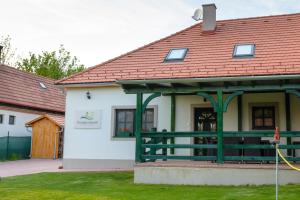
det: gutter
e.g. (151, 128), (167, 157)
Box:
(55, 74), (300, 88)
(55, 81), (118, 88)
(116, 74), (300, 85)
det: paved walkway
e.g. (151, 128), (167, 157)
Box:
(0, 159), (62, 177)
(0, 159), (133, 177)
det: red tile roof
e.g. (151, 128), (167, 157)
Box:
(26, 114), (65, 127)
(57, 13), (300, 85)
(0, 64), (65, 113)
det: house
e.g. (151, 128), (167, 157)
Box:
(56, 4), (300, 184)
(0, 64), (65, 137)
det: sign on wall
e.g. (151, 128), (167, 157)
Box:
(74, 110), (102, 129)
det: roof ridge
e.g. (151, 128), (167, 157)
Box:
(55, 23), (200, 85)
(216, 11), (300, 23)
(0, 64), (56, 82)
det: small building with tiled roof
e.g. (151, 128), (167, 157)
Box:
(26, 114), (65, 159)
(57, 4), (300, 182)
(0, 64), (65, 137)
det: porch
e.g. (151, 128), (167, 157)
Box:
(134, 160), (300, 185)
(118, 75), (300, 165)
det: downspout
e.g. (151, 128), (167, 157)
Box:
(54, 126), (64, 160)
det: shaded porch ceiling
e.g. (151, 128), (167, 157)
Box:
(117, 74), (300, 94)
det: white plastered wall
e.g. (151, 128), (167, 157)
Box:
(63, 86), (170, 160)
(64, 87), (295, 159)
(0, 109), (37, 137)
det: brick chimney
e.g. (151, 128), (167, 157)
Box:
(202, 4), (217, 32)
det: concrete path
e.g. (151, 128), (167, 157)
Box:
(0, 159), (133, 177)
(0, 159), (62, 177)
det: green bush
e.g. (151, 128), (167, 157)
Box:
(8, 153), (21, 161)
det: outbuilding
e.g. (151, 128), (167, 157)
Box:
(26, 114), (64, 159)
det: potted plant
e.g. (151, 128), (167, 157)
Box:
(117, 128), (131, 137)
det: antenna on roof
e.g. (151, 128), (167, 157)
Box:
(0, 45), (3, 64)
(192, 8), (203, 21)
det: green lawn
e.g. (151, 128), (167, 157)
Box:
(0, 172), (299, 200)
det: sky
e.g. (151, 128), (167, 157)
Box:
(1, 0), (300, 67)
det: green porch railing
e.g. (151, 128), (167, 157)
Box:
(140, 131), (300, 162)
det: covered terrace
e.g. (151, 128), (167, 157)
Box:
(118, 74), (300, 164)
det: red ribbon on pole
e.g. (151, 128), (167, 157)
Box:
(274, 127), (280, 142)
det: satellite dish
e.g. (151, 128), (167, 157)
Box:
(192, 8), (203, 21)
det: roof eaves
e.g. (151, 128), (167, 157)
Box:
(0, 99), (65, 113)
(56, 81), (118, 88)
(117, 74), (300, 85)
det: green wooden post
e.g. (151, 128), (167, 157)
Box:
(238, 95), (242, 131)
(170, 95), (176, 155)
(162, 129), (168, 161)
(217, 89), (224, 163)
(285, 93), (292, 156)
(135, 93), (143, 162)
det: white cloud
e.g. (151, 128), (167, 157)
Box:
(0, 0), (299, 67)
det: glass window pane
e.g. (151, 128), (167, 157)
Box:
(254, 109), (263, 117)
(125, 122), (134, 133)
(165, 48), (188, 61)
(233, 44), (255, 57)
(255, 118), (263, 127)
(142, 109), (154, 132)
(117, 122), (125, 131)
(264, 118), (274, 127)
(125, 111), (134, 122)
(117, 111), (125, 122)
(264, 108), (274, 117)
(146, 123), (154, 131)
(146, 110), (154, 122)
(9, 116), (15, 125)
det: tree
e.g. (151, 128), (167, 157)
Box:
(0, 35), (17, 66)
(17, 45), (85, 80)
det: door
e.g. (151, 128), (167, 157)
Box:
(194, 107), (217, 156)
(31, 119), (59, 159)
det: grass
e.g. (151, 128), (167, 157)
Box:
(0, 172), (300, 200)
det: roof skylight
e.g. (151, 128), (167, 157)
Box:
(233, 44), (255, 58)
(165, 48), (188, 62)
(39, 82), (47, 89)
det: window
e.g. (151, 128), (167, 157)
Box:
(0, 114), (3, 124)
(233, 44), (255, 58)
(142, 109), (155, 132)
(9, 115), (15, 125)
(114, 108), (155, 138)
(39, 82), (47, 89)
(115, 109), (135, 137)
(252, 106), (275, 130)
(165, 48), (188, 62)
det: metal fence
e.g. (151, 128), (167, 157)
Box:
(0, 133), (31, 161)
